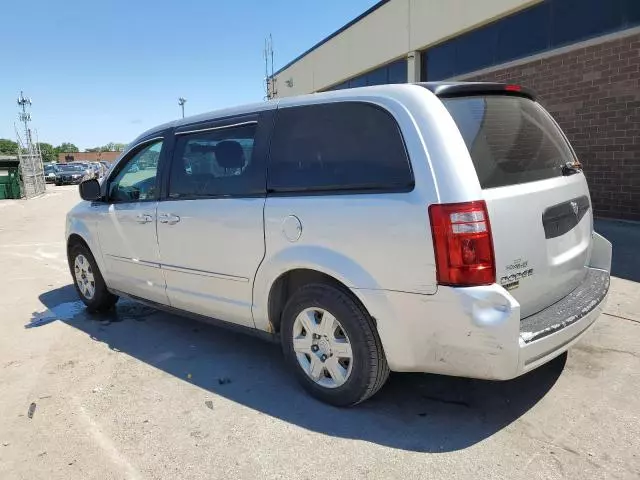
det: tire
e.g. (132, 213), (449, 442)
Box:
(69, 242), (118, 312)
(281, 283), (389, 407)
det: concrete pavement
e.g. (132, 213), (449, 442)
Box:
(0, 186), (638, 479)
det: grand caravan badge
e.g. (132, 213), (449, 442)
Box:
(500, 258), (534, 290)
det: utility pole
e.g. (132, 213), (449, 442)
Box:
(178, 97), (187, 118)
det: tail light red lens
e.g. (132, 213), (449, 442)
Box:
(428, 201), (496, 286)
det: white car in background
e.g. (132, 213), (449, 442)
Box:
(66, 82), (612, 406)
(44, 163), (58, 183)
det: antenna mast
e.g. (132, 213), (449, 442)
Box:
(264, 34), (276, 100)
(15, 91), (46, 198)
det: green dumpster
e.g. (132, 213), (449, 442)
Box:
(0, 158), (22, 200)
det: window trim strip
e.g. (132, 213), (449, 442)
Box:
(175, 121), (258, 136)
(119, 136), (164, 160)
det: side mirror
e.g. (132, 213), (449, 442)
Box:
(79, 179), (101, 201)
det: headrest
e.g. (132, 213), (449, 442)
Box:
(215, 141), (244, 169)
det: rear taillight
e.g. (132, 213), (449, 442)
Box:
(428, 201), (495, 286)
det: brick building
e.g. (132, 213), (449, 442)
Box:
(57, 150), (121, 163)
(272, 0), (640, 220)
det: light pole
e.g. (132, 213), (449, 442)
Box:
(178, 97), (187, 118)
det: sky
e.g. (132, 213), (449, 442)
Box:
(1, 0), (378, 150)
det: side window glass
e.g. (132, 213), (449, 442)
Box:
(168, 123), (259, 198)
(268, 103), (413, 193)
(109, 140), (162, 202)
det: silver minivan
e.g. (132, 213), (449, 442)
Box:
(67, 82), (612, 406)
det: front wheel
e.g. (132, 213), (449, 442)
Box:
(69, 243), (118, 312)
(281, 283), (389, 406)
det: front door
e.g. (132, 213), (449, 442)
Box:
(157, 117), (269, 328)
(96, 138), (169, 305)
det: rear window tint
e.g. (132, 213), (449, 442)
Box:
(442, 96), (575, 189)
(268, 102), (413, 193)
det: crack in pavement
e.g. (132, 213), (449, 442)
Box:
(602, 312), (640, 324)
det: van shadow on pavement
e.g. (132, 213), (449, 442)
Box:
(33, 285), (566, 453)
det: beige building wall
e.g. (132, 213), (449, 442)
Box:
(57, 151), (120, 163)
(273, 0), (539, 97)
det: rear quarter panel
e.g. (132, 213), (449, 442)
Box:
(253, 87), (450, 332)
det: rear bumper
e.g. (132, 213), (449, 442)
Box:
(353, 233), (612, 380)
(518, 268), (609, 373)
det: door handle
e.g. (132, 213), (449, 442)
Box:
(135, 213), (154, 224)
(158, 213), (180, 225)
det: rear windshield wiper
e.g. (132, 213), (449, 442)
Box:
(561, 160), (582, 176)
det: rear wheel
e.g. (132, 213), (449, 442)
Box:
(69, 242), (118, 312)
(281, 283), (389, 406)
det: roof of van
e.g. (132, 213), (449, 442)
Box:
(132, 82), (535, 144)
(133, 99), (277, 143)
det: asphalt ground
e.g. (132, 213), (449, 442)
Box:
(0, 186), (638, 479)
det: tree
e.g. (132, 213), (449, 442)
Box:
(84, 143), (126, 153)
(102, 142), (127, 152)
(56, 142), (79, 153)
(39, 142), (57, 163)
(0, 138), (18, 156)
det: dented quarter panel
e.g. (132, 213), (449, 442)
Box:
(352, 285), (522, 379)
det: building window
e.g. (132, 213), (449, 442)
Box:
(629, 0), (640, 24)
(325, 58), (407, 91)
(550, 0), (625, 48)
(457, 23), (500, 75)
(422, 0), (640, 81)
(387, 59), (407, 84)
(495, 1), (550, 64)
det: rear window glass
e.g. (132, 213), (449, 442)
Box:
(442, 96), (575, 189)
(268, 102), (413, 193)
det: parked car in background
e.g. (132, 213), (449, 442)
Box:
(99, 161), (113, 173)
(89, 163), (102, 178)
(67, 82), (612, 406)
(55, 163), (87, 185)
(75, 162), (94, 179)
(44, 164), (58, 183)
